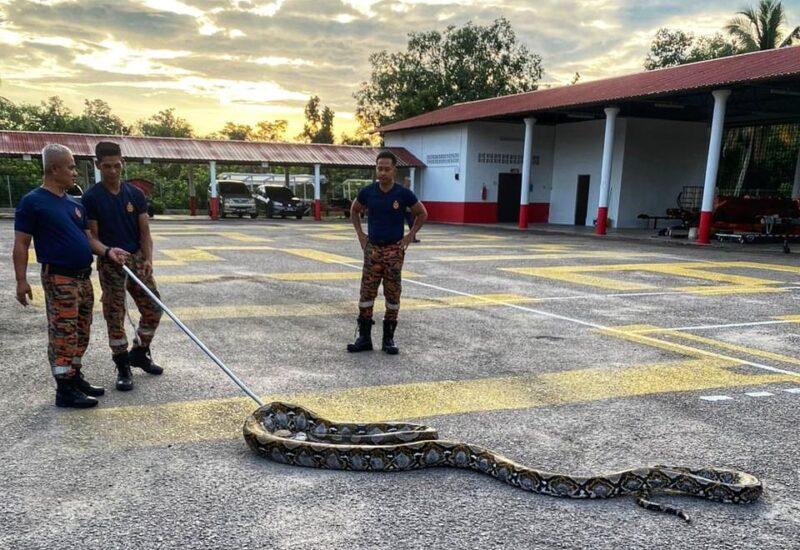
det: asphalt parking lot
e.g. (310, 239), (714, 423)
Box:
(2, 217), (800, 549)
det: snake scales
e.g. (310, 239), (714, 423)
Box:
(243, 402), (762, 521)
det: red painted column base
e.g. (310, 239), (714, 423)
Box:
(189, 196), (196, 217)
(595, 206), (609, 235)
(518, 204), (529, 229)
(697, 210), (713, 244)
(210, 197), (219, 220)
(314, 199), (321, 221)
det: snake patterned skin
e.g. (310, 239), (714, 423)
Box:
(243, 402), (763, 522)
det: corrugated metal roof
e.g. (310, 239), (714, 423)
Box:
(379, 46), (800, 133)
(0, 131), (425, 167)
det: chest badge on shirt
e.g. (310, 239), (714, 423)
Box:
(392, 200), (400, 210)
(126, 202), (134, 213)
(74, 207), (82, 219)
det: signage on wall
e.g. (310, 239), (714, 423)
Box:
(478, 153), (539, 165)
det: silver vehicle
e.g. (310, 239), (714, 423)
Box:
(209, 181), (258, 218)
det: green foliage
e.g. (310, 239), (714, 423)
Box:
(644, 29), (739, 69)
(297, 96), (335, 144)
(137, 108), (194, 138)
(726, 0), (800, 51)
(354, 17), (543, 129)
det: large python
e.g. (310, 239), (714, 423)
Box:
(243, 402), (762, 521)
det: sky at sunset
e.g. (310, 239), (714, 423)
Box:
(2, 0), (799, 138)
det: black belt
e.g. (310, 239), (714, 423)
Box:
(41, 264), (92, 280)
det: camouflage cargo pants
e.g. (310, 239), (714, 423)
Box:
(98, 251), (162, 354)
(358, 242), (405, 321)
(42, 273), (94, 379)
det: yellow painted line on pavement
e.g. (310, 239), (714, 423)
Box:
(75, 357), (796, 448)
(505, 267), (653, 291)
(675, 285), (786, 296)
(442, 251), (659, 262)
(264, 271), (422, 281)
(195, 246), (275, 251)
(217, 232), (270, 242)
(281, 248), (360, 264)
(161, 249), (224, 262)
(170, 293), (537, 320)
(664, 331), (800, 366)
(152, 260), (186, 267)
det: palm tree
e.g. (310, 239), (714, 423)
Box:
(725, 0), (800, 52)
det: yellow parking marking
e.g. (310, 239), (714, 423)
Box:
(217, 232), (269, 242)
(161, 249), (224, 262)
(76, 357), (795, 448)
(504, 261), (796, 295)
(441, 251), (658, 262)
(264, 271), (421, 281)
(664, 332), (800, 366)
(171, 293), (537, 320)
(281, 248), (360, 264)
(153, 260), (186, 267)
(195, 246), (275, 251)
(311, 234), (354, 241)
(776, 315), (800, 323)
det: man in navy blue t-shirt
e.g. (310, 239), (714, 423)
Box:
(82, 141), (163, 392)
(13, 144), (129, 408)
(347, 150), (427, 355)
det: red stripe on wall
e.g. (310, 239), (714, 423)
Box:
(424, 201), (549, 224)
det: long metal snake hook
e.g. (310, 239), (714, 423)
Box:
(122, 265), (265, 407)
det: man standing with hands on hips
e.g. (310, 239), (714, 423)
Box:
(348, 151), (427, 355)
(12, 144), (129, 408)
(82, 141), (163, 392)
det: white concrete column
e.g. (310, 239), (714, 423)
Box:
(595, 107), (620, 235)
(409, 166), (417, 194)
(209, 160), (219, 219)
(792, 146), (800, 199)
(697, 89), (731, 244)
(519, 117), (536, 228)
(313, 163), (321, 221)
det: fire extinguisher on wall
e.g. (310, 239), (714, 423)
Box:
(481, 184), (488, 201)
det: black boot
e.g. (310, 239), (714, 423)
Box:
(113, 352), (133, 391)
(73, 370), (105, 397)
(347, 317), (374, 352)
(55, 378), (98, 409)
(129, 345), (163, 375)
(382, 320), (399, 355)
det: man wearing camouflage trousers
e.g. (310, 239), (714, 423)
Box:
(13, 144), (129, 408)
(348, 151), (427, 354)
(82, 141), (163, 391)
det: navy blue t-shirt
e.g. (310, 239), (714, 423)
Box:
(357, 182), (418, 244)
(14, 187), (93, 270)
(82, 182), (147, 253)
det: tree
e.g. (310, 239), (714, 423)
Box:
(726, 0), (800, 51)
(138, 108), (193, 137)
(219, 122), (254, 141)
(340, 129), (376, 146)
(314, 106), (335, 144)
(0, 96), (28, 130)
(254, 120), (288, 142)
(644, 28), (738, 69)
(355, 17), (543, 129)
(74, 99), (129, 135)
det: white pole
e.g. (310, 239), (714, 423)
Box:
(697, 89), (731, 244)
(595, 107), (620, 235)
(410, 166), (417, 194)
(210, 160), (218, 219)
(313, 163), (321, 220)
(122, 265), (264, 407)
(93, 158), (102, 185)
(792, 146), (800, 199)
(6, 175), (12, 208)
(519, 117), (536, 228)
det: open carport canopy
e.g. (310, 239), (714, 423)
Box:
(378, 46), (800, 130)
(0, 131), (425, 169)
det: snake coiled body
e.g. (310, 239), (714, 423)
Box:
(243, 402), (762, 521)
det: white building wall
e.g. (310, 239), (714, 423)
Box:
(384, 125), (468, 202)
(464, 122), (555, 204)
(549, 119), (627, 226)
(617, 118), (709, 228)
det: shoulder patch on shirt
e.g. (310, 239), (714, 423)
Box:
(126, 202), (134, 213)
(74, 207), (82, 219)
(392, 200), (399, 210)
